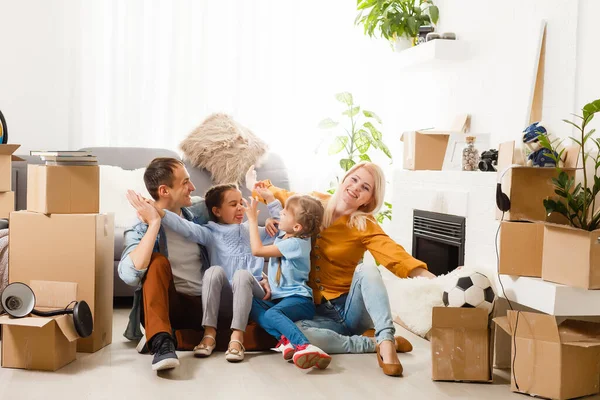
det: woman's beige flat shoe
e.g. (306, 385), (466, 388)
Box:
(225, 339), (245, 362)
(193, 335), (216, 357)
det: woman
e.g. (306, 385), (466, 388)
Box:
(250, 162), (434, 377)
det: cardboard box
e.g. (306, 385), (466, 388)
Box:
(495, 141), (579, 222)
(401, 130), (451, 171)
(8, 211), (114, 352)
(499, 221), (544, 277)
(494, 311), (600, 400)
(0, 280), (80, 371)
(27, 164), (99, 214)
(0, 144), (23, 192)
(401, 115), (471, 171)
(0, 191), (14, 219)
(431, 307), (492, 382)
(542, 223), (600, 289)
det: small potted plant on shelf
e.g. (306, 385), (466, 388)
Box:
(538, 98), (600, 289)
(355, 0), (439, 52)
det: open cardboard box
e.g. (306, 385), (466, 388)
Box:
(495, 141), (579, 222)
(499, 220), (544, 277)
(401, 115), (470, 171)
(9, 211), (114, 352)
(431, 307), (493, 382)
(27, 164), (99, 214)
(494, 311), (600, 400)
(0, 280), (81, 371)
(542, 223), (600, 289)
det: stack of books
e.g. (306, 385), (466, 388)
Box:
(30, 150), (98, 166)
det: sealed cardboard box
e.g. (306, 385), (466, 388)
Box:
(494, 311), (600, 400)
(401, 130), (450, 171)
(0, 144), (23, 192)
(8, 211), (114, 352)
(431, 307), (492, 382)
(0, 191), (14, 219)
(0, 281), (80, 371)
(495, 142), (579, 222)
(27, 164), (99, 214)
(542, 224), (600, 289)
(499, 221), (544, 277)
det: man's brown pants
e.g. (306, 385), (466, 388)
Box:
(142, 253), (276, 351)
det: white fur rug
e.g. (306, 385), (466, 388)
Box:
(380, 263), (489, 338)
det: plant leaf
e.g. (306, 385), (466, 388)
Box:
(363, 110), (382, 124)
(563, 119), (582, 132)
(328, 136), (348, 155)
(335, 92), (354, 106)
(355, 131), (371, 153)
(343, 106), (361, 118)
(376, 139), (392, 159)
(429, 5), (439, 24)
(359, 154), (372, 162)
(364, 121), (382, 140)
(583, 99), (600, 121)
(318, 118), (338, 129)
(340, 158), (356, 171)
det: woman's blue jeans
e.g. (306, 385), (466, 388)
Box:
(295, 262), (395, 354)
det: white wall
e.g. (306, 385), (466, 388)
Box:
(1, 0), (598, 157)
(386, 0), (580, 149)
(0, 0), (75, 153)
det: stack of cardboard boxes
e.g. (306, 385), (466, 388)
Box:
(0, 144), (23, 218)
(0, 153), (114, 371)
(430, 141), (600, 399)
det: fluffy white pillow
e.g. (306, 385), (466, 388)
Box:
(380, 261), (486, 338)
(99, 165), (150, 229)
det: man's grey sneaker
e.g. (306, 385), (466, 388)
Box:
(151, 332), (180, 371)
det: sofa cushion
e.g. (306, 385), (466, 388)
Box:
(180, 113), (268, 185)
(114, 226), (126, 261)
(99, 165), (150, 229)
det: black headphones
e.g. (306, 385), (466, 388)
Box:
(496, 165), (518, 212)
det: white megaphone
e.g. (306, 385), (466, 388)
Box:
(0, 282), (94, 338)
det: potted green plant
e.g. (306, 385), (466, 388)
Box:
(538, 98), (600, 289)
(355, 0), (440, 52)
(318, 92), (393, 223)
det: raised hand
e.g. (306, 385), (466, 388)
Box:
(242, 197), (260, 223)
(253, 184), (275, 203)
(126, 190), (161, 225)
(245, 165), (257, 192)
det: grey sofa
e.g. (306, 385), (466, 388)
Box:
(12, 147), (290, 297)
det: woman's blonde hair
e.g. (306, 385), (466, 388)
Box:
(275, 194), (324, 286)
(322, 162), (386, 231)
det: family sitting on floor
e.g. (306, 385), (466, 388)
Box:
(118, 157), (434, 377)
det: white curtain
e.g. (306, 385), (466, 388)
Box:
(69, 0), (401, 194)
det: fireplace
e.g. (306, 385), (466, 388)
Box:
(412, 209), (465, 276)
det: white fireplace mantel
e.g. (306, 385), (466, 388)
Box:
(389, 167), (600, 316)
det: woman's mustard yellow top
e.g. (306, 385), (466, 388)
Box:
(257, 181), (427, 304)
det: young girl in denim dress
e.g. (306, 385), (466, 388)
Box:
(244, 192), (331, 370)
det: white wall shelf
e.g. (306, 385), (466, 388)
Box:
(396, 39), (468, 69)
(499, 275), (600, 316)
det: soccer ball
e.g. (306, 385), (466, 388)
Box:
(442, 272), (496, 314)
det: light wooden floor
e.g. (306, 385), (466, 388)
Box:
(1, 306), (599, 400)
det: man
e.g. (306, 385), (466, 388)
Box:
(118, 157), (210, 371)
